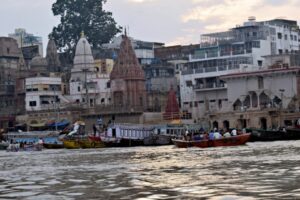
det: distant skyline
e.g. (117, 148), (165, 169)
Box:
(0, 0), (299, 54)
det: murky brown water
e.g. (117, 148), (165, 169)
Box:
(1, 141), (300, 200)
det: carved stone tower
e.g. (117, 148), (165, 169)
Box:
(110, 32), (146, 108)
(46, 38), (61, 72)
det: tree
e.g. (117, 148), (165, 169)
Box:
(50, 0), (121, 54)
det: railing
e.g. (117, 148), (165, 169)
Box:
(181, 65), (240, 75)
(193, 83), (226, 90)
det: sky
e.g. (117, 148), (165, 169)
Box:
(0, 0), (299, 53)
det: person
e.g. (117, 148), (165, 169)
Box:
(224, 132), (231, 138)
(242, 128), (247, 134)
(38, 138), (43, 145)
(209, 130), (214, 140)
(68, 122), (80, 136)
(93, 124), (97, 136)
(231, 129), (237, 136)
(213, 130), (222, 139)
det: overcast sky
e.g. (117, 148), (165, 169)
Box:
(0, 0), (299, 52)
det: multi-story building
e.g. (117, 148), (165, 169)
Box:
(0, 37), (23, 129)
(9, 28), (43, 57)
(144, 63), (177, 112)
(25, 76), (63, 111)
(180, 18), (300, 123)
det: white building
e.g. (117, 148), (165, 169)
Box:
(9, 28), (43, 57)
(180, 18), (300, 121)
(69, 34), (111, 107)
(25, 76), (63, 111)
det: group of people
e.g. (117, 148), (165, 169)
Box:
(184, 128), (246, 141)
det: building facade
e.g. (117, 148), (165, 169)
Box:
(25, 76), (62, 111)
(180, 18), (300, 123)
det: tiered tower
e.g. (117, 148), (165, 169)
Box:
(163, 86), (180, 120)
(110, 32), (146, 108)
(46, 38), (61, 72)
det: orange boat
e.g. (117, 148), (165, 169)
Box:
(172, 134), (251, 148)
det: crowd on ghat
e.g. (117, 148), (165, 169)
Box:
(183, 128), (248, 141)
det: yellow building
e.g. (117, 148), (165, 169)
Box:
(94, 59), (114, 74)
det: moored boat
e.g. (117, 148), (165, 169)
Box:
(100, 123), (154, 147)
(250, 128), (300, 141)
(172, 134), (251, 148)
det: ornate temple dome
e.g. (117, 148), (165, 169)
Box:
(73, 33), (95, 70)
(110, 33), (145, 80)
(46, 38), (61, 72)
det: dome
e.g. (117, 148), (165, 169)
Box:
(73, 34), (95, 70)
(31, 55), (48, 67)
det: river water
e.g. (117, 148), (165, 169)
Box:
(0, 141), (300, 200)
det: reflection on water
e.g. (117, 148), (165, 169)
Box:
(0, 141), (300, 199)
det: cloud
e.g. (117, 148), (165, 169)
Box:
(181, 0), (300, 34)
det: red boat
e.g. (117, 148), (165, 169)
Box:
(172, 134), (251, 148)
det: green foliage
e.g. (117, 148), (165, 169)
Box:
(50, 0), (121, 54)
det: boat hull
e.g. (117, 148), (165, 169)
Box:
(63, 136), (105, 149)
(43, 143), (64, 149)
(251, 129), (300, 141)
(172, 134), (251, 148)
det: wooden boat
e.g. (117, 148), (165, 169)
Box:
(0, 142), (9, 150)
(43, 142), (64, 149)
(172, 139), (193, 148)
(101, 124), (154, 147)
(63, 135), (105, 149)
(172, 134), (251, 148)
(143, 135), (172, 146)
(6, 143), (43, 152)
(251, 129), (300, 141)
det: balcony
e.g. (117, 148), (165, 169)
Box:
(193, 83), (227, 91)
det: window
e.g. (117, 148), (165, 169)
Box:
(186, 81), (193, 87)
(294, 35), (297, 41)
(77, 86), (80, 92)
(7, 48), (10, 54)
(277, 33), (282, 39)
(106, 81), (110, 88)
(278, 49), (283, 54)
(194, 102), (198, 107)
(258, 60), (263, 67)
(29, 101), (37, 107)
(284, 34), (288, 40)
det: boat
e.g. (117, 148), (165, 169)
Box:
(62, 135), (105, 149)
(172, 134), (251, 148)
(6, 143), (43, 152)
(100, 123), (154, 147)
(143, 134), (172, 146)
(0, 142), (9, 150)
(61, 121), (105, 149)
(251, 128), (300, 141)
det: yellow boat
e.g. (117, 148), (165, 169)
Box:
(63, 136), (105, 149)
